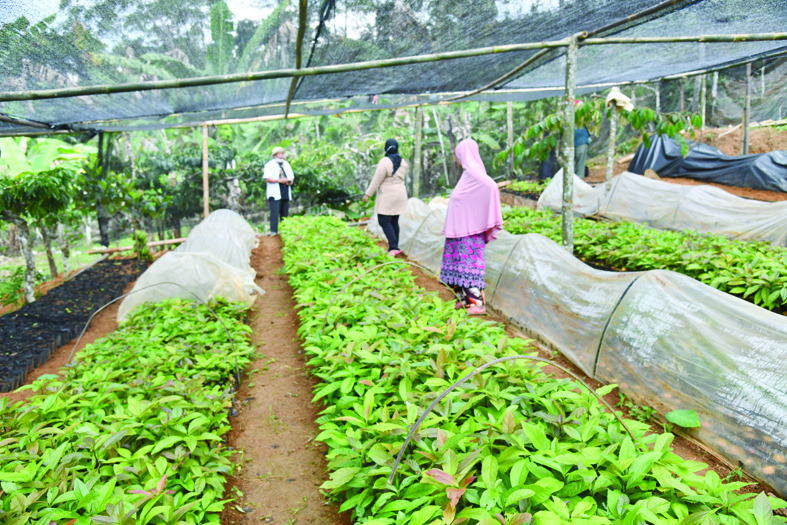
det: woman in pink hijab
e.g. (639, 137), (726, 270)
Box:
(440, 138), (503, 315)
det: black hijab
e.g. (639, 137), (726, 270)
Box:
(384, 138), (402, 175)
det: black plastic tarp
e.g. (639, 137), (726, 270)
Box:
(628, 135), (787, 193)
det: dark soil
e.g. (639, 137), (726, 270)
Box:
(0, 258), (147, 392)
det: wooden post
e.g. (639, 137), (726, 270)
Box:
(605, 102), (618, 208)
(202, 124), (210, 218)
(699, 74), (707, 130)
(413, 105), (423, 198)
(561, 34), (578, 252)
(742, 63), (751, 155)
(507, 101), (514, 179)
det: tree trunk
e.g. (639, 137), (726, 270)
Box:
(57, 223), (71, 276)
(679, 78), (685, 112)
(84, 216), (93, 250)
(172, 216), (182, 239)
(39, 222), (59, 279)
(691, 75), (701, 112)
(10, 217), (37, 303)
(7, 224), (19, 256)
(431, 106), (450, 187)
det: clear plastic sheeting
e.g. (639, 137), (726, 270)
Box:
(537, 170), (787, 245)
(117, 209), (262, 321)
(368, 197), (787, 495)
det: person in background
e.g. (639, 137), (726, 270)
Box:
(362, 138), (408, 255)
(574, 100), (590, 179)
(264, 146), (294, 236)
(440, 138), (503, 315)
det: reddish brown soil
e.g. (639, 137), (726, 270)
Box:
(587, 126), (787, 202)
(219, 235), (350, 525)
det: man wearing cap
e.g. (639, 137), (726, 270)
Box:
(263, 146), (295, 236)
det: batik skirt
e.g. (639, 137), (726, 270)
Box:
(439, 233), (486, 289)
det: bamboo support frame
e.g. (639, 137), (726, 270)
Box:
(284, 0), (309, 119)
(605, 103), (618, 205)
(412, 105), (423, 198)
(1, 33), (785, 104)
(506, 101), (514, 179)
(743, 63), (752, 154)
(561, 35), (578, 252)
(202, 124), (210, 218)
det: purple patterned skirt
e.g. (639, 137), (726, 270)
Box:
(440, 234), (486, 289)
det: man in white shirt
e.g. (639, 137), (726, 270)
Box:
(263, 146), (295, 235)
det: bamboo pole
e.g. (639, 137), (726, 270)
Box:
(742, 63), (751, 155)
(699, 73), (707, 129)
(605, 102), (618, 207)
(202, 124), (210, 218)
(582, 33), (787, 45)
(441, 48), (554, 103)
(711, 71), (718, 124)
(561, 35), (578, 253)
(0, 40), (571, 102)
(2, 33), (785, 104)
(0, 113), (53, 129)
(507, 101), (514, 179)
(413, 105), (423, 198)
(88, 237), (187, 254)
(284, 0), (309, 119)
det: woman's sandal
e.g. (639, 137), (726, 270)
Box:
(466, 304), (486, 315)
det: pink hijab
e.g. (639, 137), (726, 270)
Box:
(443, 138), (503, 243)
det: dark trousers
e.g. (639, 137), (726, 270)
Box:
(268, 198), (290, 234)
(377, 214), (400, 251)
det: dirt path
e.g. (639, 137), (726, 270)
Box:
(219, 235), (350, 525)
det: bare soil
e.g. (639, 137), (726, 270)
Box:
(218, 235), (350, 525)
(587, 125), (787, 202)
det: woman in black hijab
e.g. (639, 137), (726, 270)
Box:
(363, 139), (409, 255)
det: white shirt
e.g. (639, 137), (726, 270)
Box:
(263, 159), (295, 200)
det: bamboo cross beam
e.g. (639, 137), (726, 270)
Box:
(582, 33), (787, 45)
(0, 39), (571, 103)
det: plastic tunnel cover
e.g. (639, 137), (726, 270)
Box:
(117, 209), (263, 321)
(369, 197), (787, 495)
(537, 170), (787, 245)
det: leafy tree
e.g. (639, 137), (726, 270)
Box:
(0, 138), (90, 302)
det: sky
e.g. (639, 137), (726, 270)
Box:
(0, 0), (60, 25)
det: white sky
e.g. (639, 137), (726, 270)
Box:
(0, 0), (60, 25)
